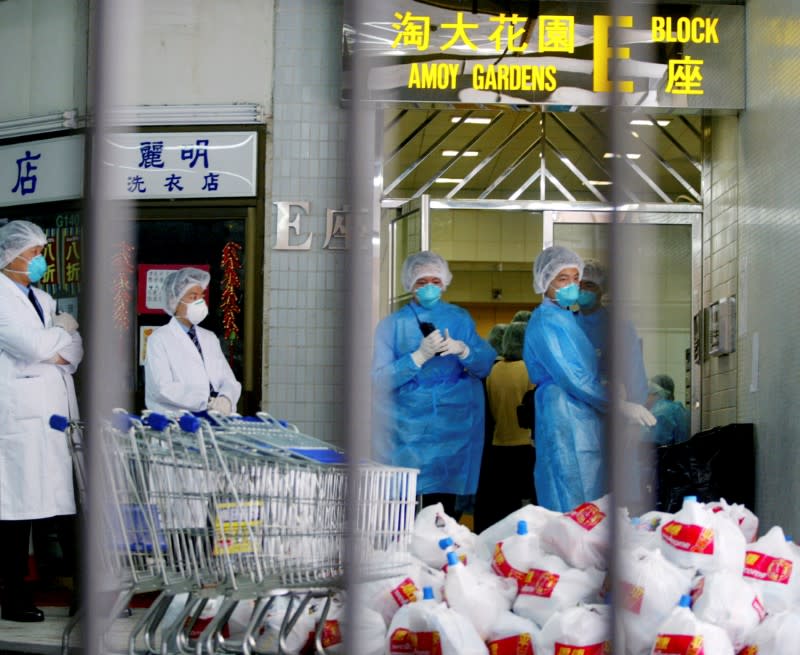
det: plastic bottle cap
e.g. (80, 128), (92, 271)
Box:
(517, 520), (528, 535)
(684, 495), (698, 504)
(422, 586), (434, 600)
(631, 517), (641, 526)
(438, 536), (454, 550)
(786, 535), (794, 543)
(679, 594), (692, 608)
(446, 551), (459, 567)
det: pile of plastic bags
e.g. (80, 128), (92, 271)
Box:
(348, 495), (800, 655)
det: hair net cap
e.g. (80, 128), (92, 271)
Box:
(401, 250), (453, 292)
(487, 323), (508, 354)
(650, 374), (675, 401)
(501, 321), (527, 360)
(0, 220), (47, 269)
(582, 259), (607, 289)
(163, 267), (211, 315)
(532, 245), (584, 293)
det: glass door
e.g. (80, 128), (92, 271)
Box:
(546, 210), (700, 433)
(380, 196), (428, 317)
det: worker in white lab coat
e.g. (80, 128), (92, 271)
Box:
(144, 267), (241, 415)
(0, 220), (83, 623)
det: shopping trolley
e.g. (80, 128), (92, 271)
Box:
(71, 409), (417, 655)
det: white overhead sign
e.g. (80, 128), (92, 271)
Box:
(103, 131), (257, 199)
(0, 135), (84, 207)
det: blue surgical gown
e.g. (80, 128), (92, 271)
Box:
(575, 306), (649, 405)
(524, 299), (609, 512)
(371, 301), (497, 495)
(645, 398), (691, 446)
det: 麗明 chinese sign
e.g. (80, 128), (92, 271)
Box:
(345, 2), (744, 109)
(0, 135), (84, 207)
(104, 132), (257, 199)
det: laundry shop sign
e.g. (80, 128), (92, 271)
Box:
(345, 2), (745, 109)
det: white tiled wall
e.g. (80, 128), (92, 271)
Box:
(701, 115), (739, 429)
(263, 0), (347, 444)
(699, 1), (800, 533)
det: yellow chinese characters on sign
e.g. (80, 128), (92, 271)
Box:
(666, 55), (705, 95)
(440, 12), (480, 51)
(488, 13), (528, 52)
(391, 11), (431, 51)
(539, 16), (575, 53)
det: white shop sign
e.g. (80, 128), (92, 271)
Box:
(0, 135), (84, 207)
(103, 131), (257, 199)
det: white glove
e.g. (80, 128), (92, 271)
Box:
(411, 329), (444, 367)
(620, 401), (657, 427)
(208, 395), (233, 415)
(52, 312), (79, 334)
(439, 329), (469, 359)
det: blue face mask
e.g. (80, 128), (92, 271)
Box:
(26, 255), (48, 283)
(577, 289), (597, 309)
(416, 283), (442, 308)
(554, 282), (580, 308)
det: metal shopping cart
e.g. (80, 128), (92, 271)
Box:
(55, 410), (417, 655)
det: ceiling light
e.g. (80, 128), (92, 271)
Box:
(604, 152), (641, 160)
(435, 177), (464, 184)
(450, 117), (492, 125)
(629, 119), (670, 127)
(588, 180), (613, 186)
(441, 149), (479, 157)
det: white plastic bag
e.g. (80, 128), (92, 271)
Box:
(486, 611), (538, 655)
(737, 608), (800, 655)
(540, 495), (612, 570)
(411, 503), (489, 569)
(429, 603), (489, 655)
(742, 525), (800, 613)
(659, 496), (745, 575)
(618, 547), (695, 655)
(512, 550), (605, 629)
(490, 520), (542, 590)
(706, 498), (759, 543)
(385, 588), (447, 655)
(650, 595), (734, 655)
(350, 606), (386, 655)
(619, 508), (664, 552)
(254, 594), (316, 655)
(478, 503), (560, 553)
(442, 552), (508, 640)
(536, 604), (611, 655)
(691, 572), (766, 651)
(356, 558), (445, 625)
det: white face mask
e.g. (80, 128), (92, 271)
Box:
(182, 298), (209, 325)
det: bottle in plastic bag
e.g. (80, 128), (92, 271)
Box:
(442, 551), (503, 641)
(385, 586), (445, 655)
(650, 595), (734, 655)
(491, 520), (540, 590)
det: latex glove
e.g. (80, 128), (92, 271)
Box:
(411, 329), (444, 367)
(208, 395), (233, 415)
(52, 312), (79, 334)
(439, 328), (470, 359)
(620, 401), (657, 427)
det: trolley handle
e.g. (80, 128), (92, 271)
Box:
(49, 414), (70, 432)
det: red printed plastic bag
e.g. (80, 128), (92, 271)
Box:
(540, 495), (612, 570)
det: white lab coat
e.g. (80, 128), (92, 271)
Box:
(0, 273), (83, 520)
(144, 317), (241, 414)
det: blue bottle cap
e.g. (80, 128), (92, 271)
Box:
(679, 594), (692, 608)
(438, 536), (454, 550)
(517, 520), (528, 535)
(422, 586), (434, 600)
(446, 551), (459, 567)
(684, 495), (698, 504)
